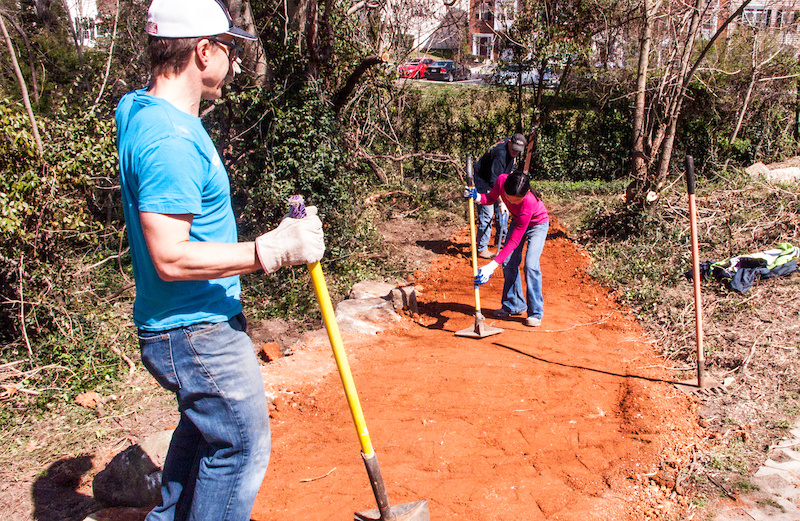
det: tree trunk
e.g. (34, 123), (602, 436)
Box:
(730, 71), (757, 145)
(516, 65), (524, 133)
(795, 77), (800, 141)
(304, 0), (319, 79)
(649, 0), (704, 213)
(2, 12), (39, 104)
(0, 14), (44, 158)
(730, 35), (782, 145)
(333, 55), (383, 113)
(59, 0), (84, 72)
(627, 0), (653, 204)
(627, 0), (755, 211)
(228, 0), (270, 87)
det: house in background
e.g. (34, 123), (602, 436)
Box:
(470, 0), (495, 61)
(422, 6), (469, 58)
(392, 0), (470, 58)
(595, 0), (800, 69)
(467, 0), (519, 62)
(728, 0), (800, 48)
(65, 0), (99, 47)
(64, 0), (118, 48)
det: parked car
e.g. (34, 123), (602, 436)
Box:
(425, 60), (471, 82)
(492, 64), (536, 86)
(539, 70), (561, 89)
(491, 64), (560, 88)
(397, 58), (434, 78)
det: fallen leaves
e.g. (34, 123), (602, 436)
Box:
(75, 391), (117, 415)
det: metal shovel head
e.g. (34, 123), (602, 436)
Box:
(674, 377), (728, 397)
(354, 499), (430, 521)
(455, 312), (504, 338)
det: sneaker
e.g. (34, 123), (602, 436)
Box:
(477, 249), (494, 259)
(494, 308), (523, 318)
(525, 316), (542, 327)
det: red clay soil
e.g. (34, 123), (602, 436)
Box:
(90, 220), (704, 521)
(249, 220), (704, 521)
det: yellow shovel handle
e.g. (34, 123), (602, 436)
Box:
(307, 260), (375, 457)
(467, 195), (481, 311)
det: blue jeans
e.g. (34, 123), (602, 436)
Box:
(139, 313), (270, 521)
(477, 202), (509, 253)
(501, 221), (549, 318)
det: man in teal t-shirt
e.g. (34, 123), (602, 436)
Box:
(116, 1), (325, 520)
(117, 88), (245, 330)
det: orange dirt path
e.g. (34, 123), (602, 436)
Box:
(250, 221), (702, 520)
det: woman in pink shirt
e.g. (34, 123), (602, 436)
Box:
(466, 170), (549, 326)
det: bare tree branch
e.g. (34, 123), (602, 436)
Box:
(0, 12), (44, 158)
(91, 0), (120, 115)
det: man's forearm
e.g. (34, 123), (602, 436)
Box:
(151, 240), (261, 281)
(140, 211), (261, 281)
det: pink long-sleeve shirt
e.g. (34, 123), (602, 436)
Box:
(479, 173), (549, 265)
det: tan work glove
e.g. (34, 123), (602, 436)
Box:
(256, 206), (325, 274)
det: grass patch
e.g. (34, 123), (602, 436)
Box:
(757, 498), (785, 511)
(706, 440), (749, 473)
(734, 479), (759, 492)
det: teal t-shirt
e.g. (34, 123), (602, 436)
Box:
(116, 88), (242, 331)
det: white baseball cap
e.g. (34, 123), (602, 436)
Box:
(146, 0), (257, 40)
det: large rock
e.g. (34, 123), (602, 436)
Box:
(391, 285), (418, 314)
(92, 430), (173, 507)
(335, 297), (401, 334)
(336, 281), (418, 334)
(764, 167), (800, 184)
(349, 280), (418, 314)
(348, 280), (402, 299)
(746, 161), (800, 184)
(745, 161), (770, 178)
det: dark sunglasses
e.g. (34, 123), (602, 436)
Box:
(208, 37), (243, 61)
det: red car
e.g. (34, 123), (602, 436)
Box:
(397, 58), (434, 78)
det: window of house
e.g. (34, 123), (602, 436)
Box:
(473, 35), (493, 59)
(776, 9), (798, 30)
(742, 6), (772, 27)
(495, 0), (516, 21)
(476, 1), (493, 22)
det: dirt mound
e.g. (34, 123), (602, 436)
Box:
(249, 220), (704, 520)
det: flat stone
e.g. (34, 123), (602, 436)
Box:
(752, 469), (793, 494)
(745, 161), (770, 177)
(763, 458), (800, 474)
(348, 280), (399, 300)
(764, 167), (800, 184)
(391, 285), (418, 314)
(335, 297), (401, 335)
(714, 421), (800, 521)
(137, 430), (173, 469)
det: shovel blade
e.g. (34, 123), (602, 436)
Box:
(674, 377), (728, 397)
(354, 500), (430, 521)
(455, 314), (503, 339)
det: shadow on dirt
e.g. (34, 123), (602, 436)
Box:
(32, 455), (102, 521)
(495, 342), (677, 386)
(416, 239), (457, 255)
(417, 301), (478, 330)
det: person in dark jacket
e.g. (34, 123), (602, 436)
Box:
(473, 133), (526, 258)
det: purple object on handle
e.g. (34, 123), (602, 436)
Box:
(288, 195), (306, 219)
